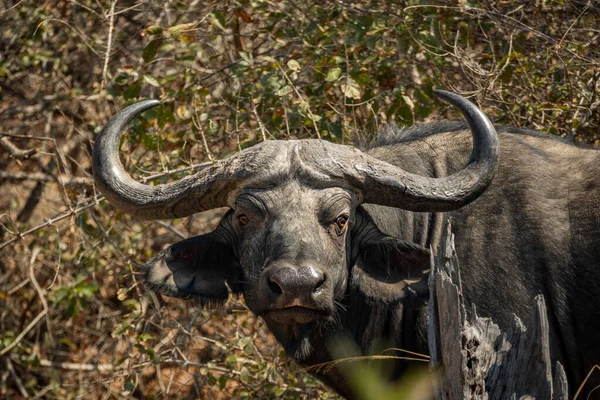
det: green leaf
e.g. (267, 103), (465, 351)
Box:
(401, 95), (414, 110)
(124, 80), (142, 100)
(114, 73), (130, 86)
(144, 25), (163, 36)
(341, 77), (361, 99)
(143, 38), (162, 63)
(78, 283), (98, 298)
(239, 337), (254, 356)
(326, 67), (342, 82)
(207, 374), (217, 386)
(217, 374), (228, 390)
(59, 337), (76, 350)
(196, 87), (210, 98)
(240, 366), (249, 384)
(258, 55), (277, 63)
(275, 85), (292, 96)
(52, 289), (69, 306)
(115, 356), (129, 366)
(111, 320), (132, 338)
(124, 381), (135, 393)
(287, 59), (300, 72)
(167, 22), (195, 35)
(137, 333), (154, 341)
(265, 74), (282, 90)
(210, 11), (227, 30)
(143, 74), (160, 87)
(226, 354), (238, 365)
(239, 51), (253, 64)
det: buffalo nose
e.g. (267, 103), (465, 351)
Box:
(267, 265), (326, 299)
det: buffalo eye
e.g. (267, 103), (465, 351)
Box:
(237, 214), (249, 227)
(334, 214), (349, 234)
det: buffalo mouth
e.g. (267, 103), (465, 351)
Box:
(261, 306), (332, 361)
(262, 306), (328, 324)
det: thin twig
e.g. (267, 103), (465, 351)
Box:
(37, 359), (114, 373)
(191, 101), (214, 161)
(5, 358), (29, 398)
(276, 62), (321, 139)
(0, 0), (25, 16)
(29, 247), (54, 345)
(152, 220), (187, 240)
(249, 101), (268, 141)
(304, 354), (429, 375)
(0, 132), (54, 141)
(0, 137), (37, 160)
(101, 0), (118, 88)
(0, 161), (213, 250)
(0, 171), (91, 185)
(574, 364), (600, 400)
(0, 309), (47, 356)
(8, 278), (30, 295)
(0, 198), (103, 251)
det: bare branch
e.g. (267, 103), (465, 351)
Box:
(37, 359), (114, 373)
(0, 161), (212, 250)
(0, 171), (92, 186)
(5, 359), (29, 399)
(0, 137), (37, 160)
(0, 309), (47, 357)
(101, 0), (118, 88)
(29, 247), (54, 345)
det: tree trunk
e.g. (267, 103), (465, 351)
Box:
(427, 222), (569, 400)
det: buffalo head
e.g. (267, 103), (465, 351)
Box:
(92, 90), (498, 360)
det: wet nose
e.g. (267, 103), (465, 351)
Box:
(266, 265), (326, 300)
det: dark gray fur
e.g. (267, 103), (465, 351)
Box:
(95, 95), (599, 398)
(360, 125), (600, 398)
(141, 124), (600, 398)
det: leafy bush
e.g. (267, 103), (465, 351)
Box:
(1, 0), (598, 398)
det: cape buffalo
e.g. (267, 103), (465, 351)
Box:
(92, 91), (600, 398)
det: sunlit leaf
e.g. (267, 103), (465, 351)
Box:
(211, 11), (227, 30)
(287, 59), (301, 72)
(275, 85), (292, 96)
(167, 22), (196, 35)
(144, 25), (163, 36)
(326, 67), (342, 82)
(143, 74), (160, 87)
(341, 77), (362, 99)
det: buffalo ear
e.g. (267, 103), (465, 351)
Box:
(143, 214), (242, 308)
(350, 208), (430, 304)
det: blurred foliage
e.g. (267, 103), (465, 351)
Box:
(0, 0), (599, 398)
(323, 334), (434, 400)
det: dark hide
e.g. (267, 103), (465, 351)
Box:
(144, 123), (600, 398)
(363, 122), (600, 396)
(349, 206), (431, 305)
(144, 211), (242, 307)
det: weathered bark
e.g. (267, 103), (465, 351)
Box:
(428, 222), (569, 400)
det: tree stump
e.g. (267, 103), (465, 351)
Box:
(427, 223), (569, 400)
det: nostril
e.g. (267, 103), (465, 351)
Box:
(268, 277), (283, 295)
(313, 273), (326, 293)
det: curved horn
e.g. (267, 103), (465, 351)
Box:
(361, 89), (499, 211)
(300, 90), (499, 212)
(95, 90), (498, 219)
(92, 101), (280, 219)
